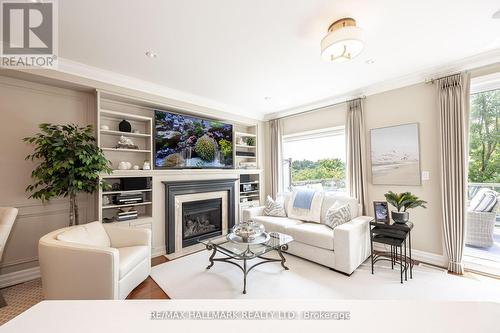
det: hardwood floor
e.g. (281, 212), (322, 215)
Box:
(126, 256), (170, 299)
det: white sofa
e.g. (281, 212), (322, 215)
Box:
(39, 222), (151, 300)
(243, 193), (371, 275)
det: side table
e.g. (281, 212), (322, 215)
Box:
(369, 220), (414, 284)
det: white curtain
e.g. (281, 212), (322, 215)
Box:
(269, 119), (283, 199)
(437, 73), (470, 274)
(346, 98), (367, 214)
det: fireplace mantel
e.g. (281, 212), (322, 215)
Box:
(162, 179), (237, 254)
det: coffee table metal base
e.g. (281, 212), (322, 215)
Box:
(205, 243), (289, 294)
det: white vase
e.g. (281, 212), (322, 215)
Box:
(118, 161), (132, 170)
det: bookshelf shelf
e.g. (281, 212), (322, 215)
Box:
(101, 147), (151, 153)
(100, 129), (151, 138)
(102, 201), (153, 210)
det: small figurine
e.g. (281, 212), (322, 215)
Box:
(115, 136), (138, 149)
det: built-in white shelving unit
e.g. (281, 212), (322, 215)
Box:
(98, 107), (153, 171)
(234, 129), (258, 170)
(97, 91), (156, 229)
(95, 89), (264, 253)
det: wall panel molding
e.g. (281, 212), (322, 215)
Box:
(0, 76), (97, 276)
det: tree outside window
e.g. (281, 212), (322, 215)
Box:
(468, 89), (499, 184)
(283, 127), (346, 192)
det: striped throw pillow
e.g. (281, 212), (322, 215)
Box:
(264, 196), (287, 217)
(470, 190), (498, 212)
(324, 204), (351, 229)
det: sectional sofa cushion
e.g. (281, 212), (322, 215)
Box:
(251, 216), (303, 234)
(285, 223), (334, 250)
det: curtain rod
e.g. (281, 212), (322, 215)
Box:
(425, 62), (500, 84)
(273, 95), (366, 121)
(424, 71), (466, 84)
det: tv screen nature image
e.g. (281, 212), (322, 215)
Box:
(154, 110), (234, 169)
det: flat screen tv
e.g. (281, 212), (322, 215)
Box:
(154, 110), (234, 169)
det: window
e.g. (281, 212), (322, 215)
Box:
(463, 75), (500, 276)
(282, 126), (346, 193)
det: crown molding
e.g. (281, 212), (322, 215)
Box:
(265, 48), (500, 120)
(56, 58), (266, 121)
(22, 48), (500, 122)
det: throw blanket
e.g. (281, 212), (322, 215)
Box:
(288, 191), (324, 223)
(293, 190), (317, 210)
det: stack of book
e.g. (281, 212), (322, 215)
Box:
(113, 192), (144, 205)
(116, 209), (138, 221)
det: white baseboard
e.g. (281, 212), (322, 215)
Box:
(152, 245), (166, 257)
(373, 244), (447, 268)
(0, 266), (41, 289)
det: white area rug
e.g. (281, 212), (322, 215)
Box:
(150, 251), (500, 300)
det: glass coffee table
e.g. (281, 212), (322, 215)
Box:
(198, 232), (293, 294)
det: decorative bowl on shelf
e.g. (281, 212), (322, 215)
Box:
(232, 221), (265, 242)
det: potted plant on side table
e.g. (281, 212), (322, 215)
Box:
(384, 191), (427, 223)
(24, 123), (112, 226)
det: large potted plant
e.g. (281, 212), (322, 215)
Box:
(384, 191), (427, 223)
(24, 124), (112, 226)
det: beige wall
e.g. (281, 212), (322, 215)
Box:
(364, 83), (443, 255)
(0, 76), (96, 274)
(282, 104), (346, 135)
(272, 82), (444, 256)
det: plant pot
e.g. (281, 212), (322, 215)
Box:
(391, 211), (409, 223)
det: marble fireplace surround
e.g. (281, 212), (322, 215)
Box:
(163, 179), (237, 256)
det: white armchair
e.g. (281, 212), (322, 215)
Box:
(39, 222), (151, 300)
(0, 207), (18, 307)
(0, 207), (18, 263)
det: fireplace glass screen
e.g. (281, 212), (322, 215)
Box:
(182, 198), (222, 247)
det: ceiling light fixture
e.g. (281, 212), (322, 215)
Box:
(145, 51), (158, 58)
(365, 59), (375, 64)
(321, 17), (364, 63)
(493, 9), (500, 19)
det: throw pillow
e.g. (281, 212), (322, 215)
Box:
(470, 189), (498, 212)
(324, 204), (352, 229)
(57, 221), (111, 247)
(264, 196), (287, 217)
(472, 190), (498, 212)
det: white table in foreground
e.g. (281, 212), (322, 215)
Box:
(2, 300), (499, 333)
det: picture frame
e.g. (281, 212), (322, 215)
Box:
(373, 201), (390, 223)
(370, 123), (421, 185)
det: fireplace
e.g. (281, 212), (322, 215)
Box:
(182, 198), (222, 247)
(163, 179), (236, 254)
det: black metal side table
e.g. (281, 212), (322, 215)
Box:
(369, 220), (414, 284)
